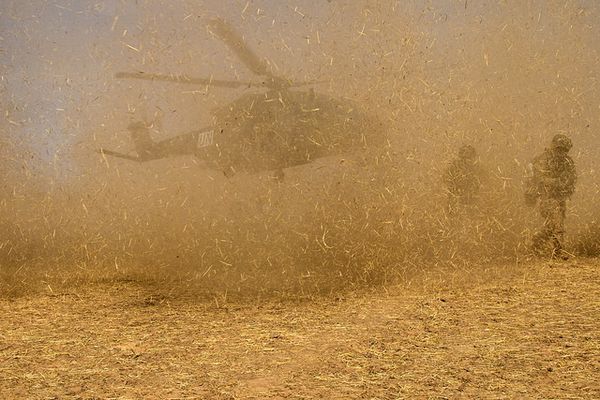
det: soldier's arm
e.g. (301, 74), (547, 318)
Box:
(531, 155), (544, 178)
(442, 163), (455, 186)
(564, 157), (577, 197)
(531, 155), (548, 186)
(532, 153), (561, 196)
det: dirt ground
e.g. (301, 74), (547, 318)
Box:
(1, 258), (599, 399)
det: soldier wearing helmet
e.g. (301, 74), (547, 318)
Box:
(443, 144), (485, 215)
(528, 134), (577, 258)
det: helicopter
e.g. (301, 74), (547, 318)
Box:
(99, 18), (389, 179)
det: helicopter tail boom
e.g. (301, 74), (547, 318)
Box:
(96, 148), (143, 162)
(97, 125), (216, 163)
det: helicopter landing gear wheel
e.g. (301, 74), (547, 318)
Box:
(272, 169), (285, 182)
(223, 166), (236, 178)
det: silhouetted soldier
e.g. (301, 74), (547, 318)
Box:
(443, 144), (485, 215)
(528, 134), (577, 259)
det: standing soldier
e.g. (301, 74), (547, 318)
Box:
(527, 134), (577, 259)
(443, 144), (485, 215)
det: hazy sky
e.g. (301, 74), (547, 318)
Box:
(1, 0), (599, 185)
(2, 0), (599, 274)
(2, 1), (357, 173)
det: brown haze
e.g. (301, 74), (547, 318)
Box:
(1, 0), (599, 297)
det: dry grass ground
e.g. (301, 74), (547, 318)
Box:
(1, 258), (599, 399)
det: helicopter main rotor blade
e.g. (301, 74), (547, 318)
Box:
(208, 18), (283, 82)
(115, 71), (262, 88)
(287, 79), (328, 88)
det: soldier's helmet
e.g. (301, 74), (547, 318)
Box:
(458, 144), (476, 160)
(551, 134), (572, 152)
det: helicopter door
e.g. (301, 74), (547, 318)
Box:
(197, 129), (214, 148)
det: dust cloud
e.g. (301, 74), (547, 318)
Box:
(1, 0), (599, 296)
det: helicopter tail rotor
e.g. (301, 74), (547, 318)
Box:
(127, 121), (155, 160)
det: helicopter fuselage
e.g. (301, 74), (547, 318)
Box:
(196, 89), (388, 175)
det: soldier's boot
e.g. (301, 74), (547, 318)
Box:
(531, 232), (548, 256)
(550, 236), (569, 260)
(551, 248), (569, 260)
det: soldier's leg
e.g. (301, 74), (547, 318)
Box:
(532, 198), (553, 254)
(549, 200), (567, 258)
(446, 193), (459, 216)
(532, 231), (549, 254)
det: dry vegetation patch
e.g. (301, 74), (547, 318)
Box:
(1, 258), (599, 399)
